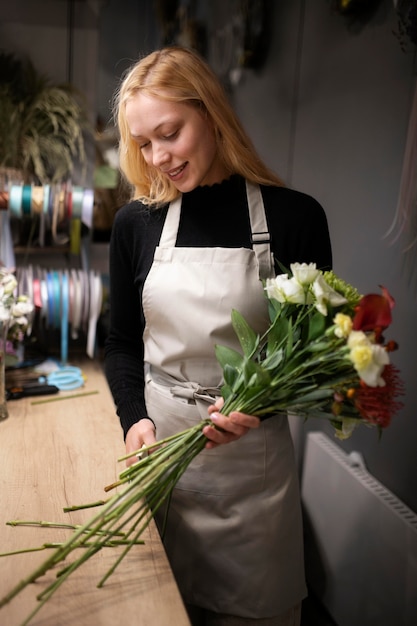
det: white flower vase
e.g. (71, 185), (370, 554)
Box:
(0, 320), (9, 422)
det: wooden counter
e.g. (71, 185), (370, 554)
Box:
(0, 359), (190, 626)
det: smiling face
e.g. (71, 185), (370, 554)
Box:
(125, 92), (229, 192)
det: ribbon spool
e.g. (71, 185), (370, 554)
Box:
(17, 265), (104, 363)
(6, 183), (94, 249)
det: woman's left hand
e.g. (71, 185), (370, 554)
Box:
(204, 398), (260, 449)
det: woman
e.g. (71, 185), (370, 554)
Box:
(105, 46), (332, 626)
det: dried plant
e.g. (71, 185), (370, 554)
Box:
(0, 51), (90, 184)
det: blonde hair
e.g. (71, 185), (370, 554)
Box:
(114, 46), (284, 205)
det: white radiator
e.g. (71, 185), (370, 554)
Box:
(301, 432), (417, 626)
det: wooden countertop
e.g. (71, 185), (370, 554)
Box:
(0, 359), (190, 626)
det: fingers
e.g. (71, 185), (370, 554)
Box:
(207, 396), (224, 415)
(203, 409), (260, 449)
(125, 419), (157, 466)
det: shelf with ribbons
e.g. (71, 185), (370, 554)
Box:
(0, 182), (95, 262)
(16, 265), (105, 365)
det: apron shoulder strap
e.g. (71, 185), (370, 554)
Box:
(245, 181), (275, 280)
(159, 194), (182, 247)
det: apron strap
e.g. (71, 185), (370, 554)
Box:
(245, 180), (275, 280)
(160, 181), (275, 279)
(159, 194), (182, 247)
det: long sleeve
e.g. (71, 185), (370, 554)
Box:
(104, 202), (165, 438)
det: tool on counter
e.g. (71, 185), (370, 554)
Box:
(6, 383), (59, 401)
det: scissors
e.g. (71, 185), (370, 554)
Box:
(39, 366), (85, 391)
(6, 383), (59, 401)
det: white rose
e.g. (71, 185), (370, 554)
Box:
(312, 274), (347, 315)
(12, 299), (34, 318)
(0, 273), (17, 295)
(290, 262), (320, 286)
(265, 274), (310, 304)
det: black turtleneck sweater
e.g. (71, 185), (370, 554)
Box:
(104, 175), (332, 438)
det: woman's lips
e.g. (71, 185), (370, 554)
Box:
(166, 162), (187, 180)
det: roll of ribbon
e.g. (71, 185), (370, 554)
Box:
(71, 268), (83, 340)
(42, 185), (50, 215)
(46, 272), (55, 328)
(71, 186), (84, 219)
(40, 273), (49, 323)
(32, 278), (42, 309)
(9, 185), (23, 217)
(22, 185), (32, 215)
(52, 271), (61, 328)
(87, 271), (103, 358)
(81, 188), (94, 228)
(31, 186), (44, 214)
(60, 271), (69, 365)
(70, 218), (81, 255)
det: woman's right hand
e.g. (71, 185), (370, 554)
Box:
(125, 418), (157, 467)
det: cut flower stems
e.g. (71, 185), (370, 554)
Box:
(0, 264), (405, 625)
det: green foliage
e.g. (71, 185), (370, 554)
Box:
(323, 270), (362, 309)
(0, 51), (90, 183)
(230, 308), (258, 357)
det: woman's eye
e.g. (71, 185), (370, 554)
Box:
(139, 141), (150, 150)
(164, 130), (178, 140)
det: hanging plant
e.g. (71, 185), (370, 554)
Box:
(0, 51), (91, 184)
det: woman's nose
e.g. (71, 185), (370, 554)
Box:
(152, 143), (170, 168)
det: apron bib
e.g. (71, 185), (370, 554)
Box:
(142, 182), (306, 618)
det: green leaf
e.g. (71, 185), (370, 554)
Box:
(266, 316), (289, 355)
(285, 317), (295, 358)
(221, 385), (235, 402)
(263, 347), (284, 371)
(287, 388), (334, 404)
(242, 359), (270, 387)
(214, 344), (244, 371)
(267, 298), (283, 323)
(231, 309), (259, 357)
(308, 341), (331, 352)
(307, 310), (327, 342)
(223, 364), (240, 389)
(242, 358), (259, 385)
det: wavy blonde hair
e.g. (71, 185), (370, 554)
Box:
(114, 46), (284, 205)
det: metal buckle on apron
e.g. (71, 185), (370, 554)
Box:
(170, 381), (221, 406)
(251, 231), (271, 245)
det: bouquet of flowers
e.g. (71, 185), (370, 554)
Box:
(0, 264), (404, 625)
(0, 268), (34, 340)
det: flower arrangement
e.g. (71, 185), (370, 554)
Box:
(0, 264), (404, 624)
(0, 268), (34, 421)
(0, 268), (34, 340)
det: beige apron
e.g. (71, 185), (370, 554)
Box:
(142, 181), (306, 618)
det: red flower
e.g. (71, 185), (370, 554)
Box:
(352, 364), (405, 428)
(352, 286), (395, 333)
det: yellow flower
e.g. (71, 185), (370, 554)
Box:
(334, 313), (353, 338)
(347, 330), (389, 387)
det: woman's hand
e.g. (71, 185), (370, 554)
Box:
(125, 418), (157, 466)
(204, 398), (260, 449)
